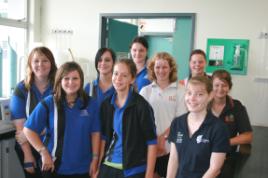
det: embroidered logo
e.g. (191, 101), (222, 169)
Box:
(168, 95), (176, 102)
(224, 114), (235, 123)
(80, 109), (89, 116)
(176, 132), (183, 143)
(196, 135), (209, 144)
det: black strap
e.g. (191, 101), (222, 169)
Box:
(14, 87), (38, 116)
(40, 100), (50, 147)
(40, 100), (66, 171)
(29, 89), (38, 115)
(54, 103), (65, 170)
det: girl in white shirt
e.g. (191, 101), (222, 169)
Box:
(140, 52), (187, 178)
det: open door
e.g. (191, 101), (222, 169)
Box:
(107, 19), (138, 59)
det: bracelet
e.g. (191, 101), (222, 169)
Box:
(38, 146), (46, 154)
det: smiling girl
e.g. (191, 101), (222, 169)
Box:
(167, 76), (229, 178)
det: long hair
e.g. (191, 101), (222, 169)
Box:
(147, 52), (178, 83)
(53, 62), (88, 109)
(25, 47), (57, 90)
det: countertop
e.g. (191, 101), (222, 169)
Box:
(0, 120), (15, 135)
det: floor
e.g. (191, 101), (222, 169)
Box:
(235, 126), (268, 178)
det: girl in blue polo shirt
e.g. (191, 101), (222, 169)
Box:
(130, 36), (151, 91)
(10, 46), (57, 178)
(23, 62), (100, 178)
(167, 76), (230, 178)
(84, 48), (116, 107)
(98, 59), (157, 178)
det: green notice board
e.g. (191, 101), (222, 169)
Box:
(206, 38), (249, 75)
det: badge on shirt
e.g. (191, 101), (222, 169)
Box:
(80, 109), (89, 116)
(176, 132), (183, 143)
(196, 135), (209, 144)
(224, 114), (235, 123)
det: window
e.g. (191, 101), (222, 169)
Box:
(0, 0), (28, 97)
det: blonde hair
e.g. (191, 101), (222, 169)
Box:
(147, 52), (178, 83)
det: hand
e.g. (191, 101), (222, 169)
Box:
(157, 135), (167, 156)
(15, 130), (28, 145)
(40, 149), (55, 172)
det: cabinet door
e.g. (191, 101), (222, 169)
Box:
(1, 138), (24, 178)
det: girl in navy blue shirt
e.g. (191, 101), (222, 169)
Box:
(24, 62), (100, 178)
(167, 76), (230, 178)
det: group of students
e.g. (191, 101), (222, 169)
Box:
(9, 36), (253, 178)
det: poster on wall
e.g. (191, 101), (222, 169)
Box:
(206, 38), (249, 75)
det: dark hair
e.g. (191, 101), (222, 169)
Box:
(94, 47), (116, 74)
(187, 76), (213, 93)
(130, 36), (149, 62)
(114, 58), (137, 79)
(53, 61), (88, 108)
(25, 46), (57, 90)
(212, 69), (233, 89)
(147, 52), (178, 83)
(189, 49), (207, 61)
(130, 36), (149, 50)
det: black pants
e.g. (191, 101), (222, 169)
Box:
(42, 171), (89, 178)
(15, 142), (42, 178)
(218, 152), (250, 178)
(98, 164), (145, 178)
(155, 154), (170, 177)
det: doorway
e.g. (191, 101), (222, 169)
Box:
(99, 13), (195, 79)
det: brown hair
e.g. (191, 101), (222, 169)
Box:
(147, 52), (178, 83)
(114, 58), (137, 91)
(187, 76), (213, 93)
(25, 47), (57, 90)
(212, 69), (232, 89)
(53, 62), (88, 109)
(114, 58), (137, 79)
(189, 49), (207, 61)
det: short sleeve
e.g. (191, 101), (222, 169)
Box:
(168, 117), (179, 143)
(211, 121), (230, 153)
(234, 101), (252, 133)
(10, 85), (27, 120)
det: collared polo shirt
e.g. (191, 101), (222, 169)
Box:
(169, 111), (230, 178)
(10, 81), (53, 119)
(25, 95), (100, 175)
(135, 67), (151, 92)
(84, 78), (115, 107)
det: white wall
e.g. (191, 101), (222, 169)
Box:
(39, 0), (268, 126)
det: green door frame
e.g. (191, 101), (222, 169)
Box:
(99, 13), (196, 79)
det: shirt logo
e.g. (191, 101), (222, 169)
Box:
(224, 114), (235, 123)
(176, 132), (183, 143)
(80, 109), (89, 116)
(196, 135), (210, 144)
(168, 95), (176, 102)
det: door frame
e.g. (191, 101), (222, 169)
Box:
(99, 13), (196, 49)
